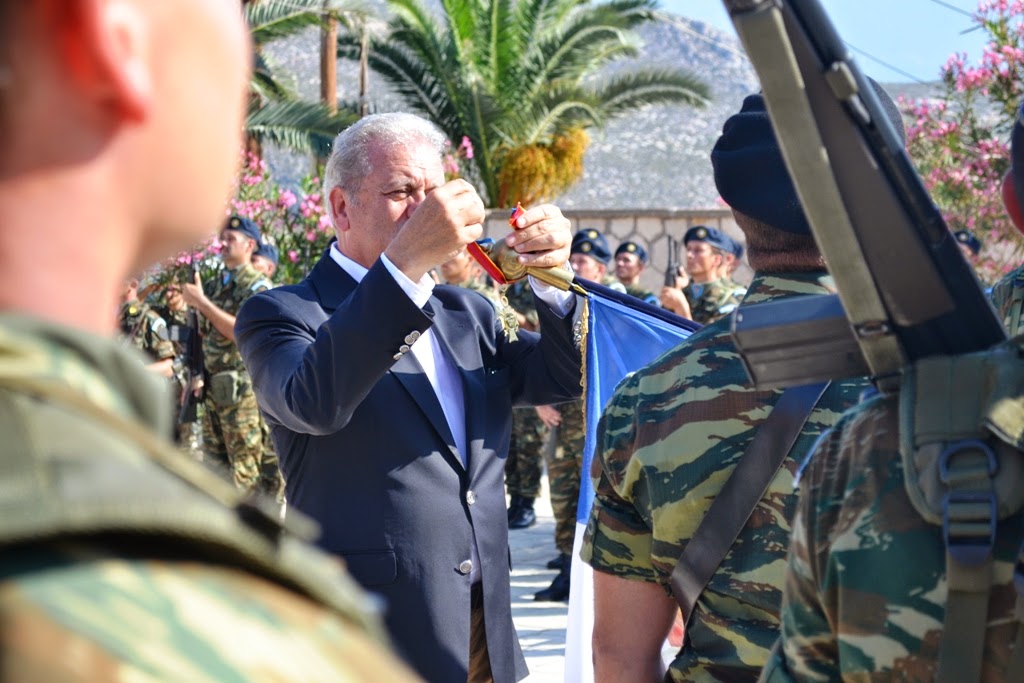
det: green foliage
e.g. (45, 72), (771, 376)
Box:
(338, 0), (709, 207)
(245, 0), (357, 156)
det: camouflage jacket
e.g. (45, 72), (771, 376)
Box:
(761, 393), (1024, 682)
(990, 263), (1024, 335)
(454, 274), (499, 308)
(623, 282), (659, 306)
(504, 279), (540, 332)
(0, 313), (419, 682)
(118, 298), (175, 362)
(202, 263), (271, 374)
(683, 277), (742, 324)
(582, 271), (867, 682)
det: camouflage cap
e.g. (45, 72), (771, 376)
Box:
(683, 225), (730, 252)
(953, 229), (982, 255)
(571, 228), (611, 263)
(225, 215), (262, 246)
(615, 240), (648, 264)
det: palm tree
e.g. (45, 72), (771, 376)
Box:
(246, 0), (361, 157)
(337, 0), (709, 206)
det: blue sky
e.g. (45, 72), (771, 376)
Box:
(659, 0), (990, 83)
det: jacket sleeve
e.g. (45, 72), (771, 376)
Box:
(235, 260), (434, 435)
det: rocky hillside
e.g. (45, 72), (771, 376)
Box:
(264, 12), (937, 210)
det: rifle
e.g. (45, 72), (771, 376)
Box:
(665, 235), (680, 287)
(172, 261), (205, 424)
(724, 0), (1006, 393)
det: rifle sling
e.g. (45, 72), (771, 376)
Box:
(669, 381), (829, 635)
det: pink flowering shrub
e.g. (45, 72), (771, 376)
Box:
(229, 153), (335, 284)
(443, 136), (476, 181)
(902, 0), (1024, 283)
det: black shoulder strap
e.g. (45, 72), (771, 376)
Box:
(669, 381), (830, 634)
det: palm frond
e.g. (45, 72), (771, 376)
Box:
(247, 0), (326, 44)
(246, 100), (358, 156)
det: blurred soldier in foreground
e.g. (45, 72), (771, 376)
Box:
(582, 92), (889, 682)
(0, 1), (417, 680)
(171, 215), (282, 497)
(761, 101), (1024, 683)
(614, 241), (659, 305)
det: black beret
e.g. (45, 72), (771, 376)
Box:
(614, 240), (648, 264)
(571, 228), (611, 263)
(711, 79), (906, 235)
(953, 230), (982, 255)
(225, 215), (262, 245)
(254, 242), (279, 265)
(683, 225), (730, 252)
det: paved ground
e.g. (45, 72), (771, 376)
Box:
(508, 477), (569, 683)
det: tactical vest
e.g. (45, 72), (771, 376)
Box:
(899, 340), (1024, 682)
(0, 364), (384, 640)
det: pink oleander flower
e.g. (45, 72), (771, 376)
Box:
(288, 250), (299, 263)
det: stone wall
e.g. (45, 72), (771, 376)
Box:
(482, 208), (749, 294)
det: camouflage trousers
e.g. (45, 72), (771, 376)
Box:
(202, 370), (283, 499)
(548, 399), (585, 556)
(505, 408), (546, 499)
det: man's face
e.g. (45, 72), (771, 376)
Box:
(337, 138), (445, 267)
(219, 229), (256, 268)
(614, 252), (644, 283)
(439, 248), (478, 284)
(149, 0), (251, 247)
(570, 253), (606, 282)
(252, 255), (277, 277)
(685, 241), (722, 281)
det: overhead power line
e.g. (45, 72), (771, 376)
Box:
(923, 0), (976, 18)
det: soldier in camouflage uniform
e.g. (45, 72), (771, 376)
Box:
(503, 278), (547, 529)
(439, 246), (499, 304)
(681, 225), (742, 323)
(252, 242), (279, 281)
(118, 277), (176, 371)
(762, 100), (1024, 683)
(532, 229), (613, 602)
(175, 215), (283, 497)
(0, 2), (418, 680)
(614, 241), (659, 305)
(581, 92), (886, 681)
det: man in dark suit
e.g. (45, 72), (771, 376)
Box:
(235, 112), (582, 683)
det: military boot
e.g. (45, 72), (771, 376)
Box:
(508, 496), (536, 529)
(534, 562), (571, 602)
(507, 494), (523, 524)
(546, 553), (568, 570)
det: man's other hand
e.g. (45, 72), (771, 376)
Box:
(505, 204), (572, 269)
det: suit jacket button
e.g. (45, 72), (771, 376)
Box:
(458, 560), (473, 575)
(392, 352), (403, 360)
(466, 490), (477, 505)
(405, 331), (420, 344)
(399, 344), (411, 353)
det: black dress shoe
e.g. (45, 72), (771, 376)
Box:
(508, 505), (536, 529)
(534, 567), (571, 602)
(546, 553), (568, 570)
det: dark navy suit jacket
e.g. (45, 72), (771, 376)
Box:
(235, 250), (582, 683)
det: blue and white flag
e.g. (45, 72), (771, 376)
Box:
(563, 280), (699, 683)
